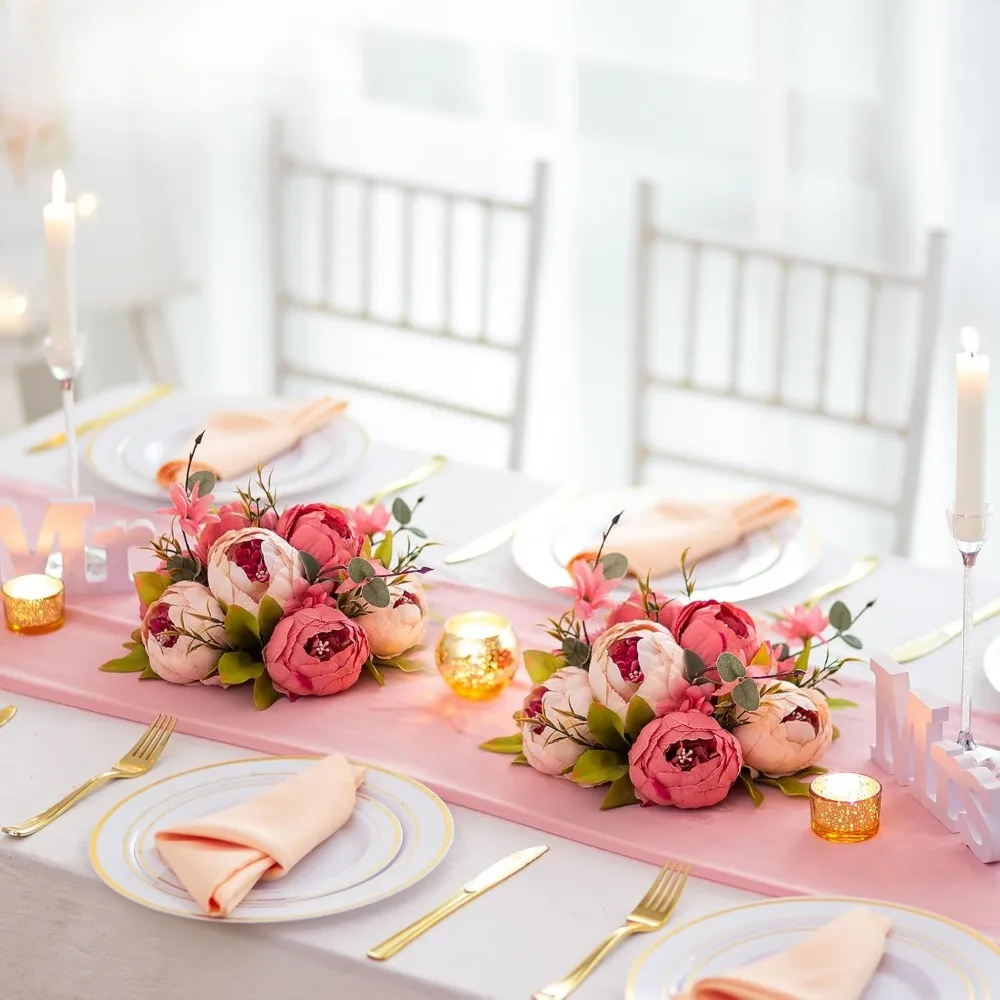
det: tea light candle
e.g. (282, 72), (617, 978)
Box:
(2, 574), (65, 634)
(809, 771), (882, 844)
(435, 611), (519, 700)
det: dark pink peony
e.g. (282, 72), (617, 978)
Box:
(606, 587), (681, 632)
(276, 503), (362, 576)
(263, 605), (369, 697)
(672, 600), (759, 669)
(628, 711), (743, 809)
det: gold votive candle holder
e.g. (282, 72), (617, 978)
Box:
(1, 574), (65, 634)
(810, 771), (882, 843)
(436, 611), (519, 700)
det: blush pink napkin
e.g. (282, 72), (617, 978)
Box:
(155, 754), (364, 917)
(681, 907), (891, 1000)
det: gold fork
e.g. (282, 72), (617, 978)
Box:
(2, 714), (177, 838)
(532, 860), (690, 1000)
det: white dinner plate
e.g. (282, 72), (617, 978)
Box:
(627, 897), (1000, 999)
(90, 756), (453, 922)
(85, 393), (368, 501)
(512, 487), (821, 603)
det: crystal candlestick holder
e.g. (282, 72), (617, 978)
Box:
(947, 504), (993, 750)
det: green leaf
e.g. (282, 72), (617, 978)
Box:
(832, 724), (840, 740)
(732, 677), (761, 712)
(362, 577), (390, 608)
(571, 749), (628, 786)
(186, 469), (217, 497)
(511, 752), (529, 766)
(218, 650), (265, 685)
(99, 645), (150, 673)
(829, 600), (851, 632)
(772, 776), (814, 797)
(524, 649), (564, 685)
(825, 697), (859, 710)
(299, 550), (321, 583)
(408, 526), (427, 539)
(365, 659), (385, 686)
(479, 733), (524, 754)
(716, 652), (746, 682)
(600, 552), (629, 580)
(683, 649), (706, 682)
(164, 554), (201, 582)
(391, 497), (411, 525)
(624, 695), (655, 741)
(225, 605), (260, 650)
(138, 664), (161, 680)
(130, 627), (142, 644)
(600, 773), (639, 810)
(841, 633), (862, 649)
(794, 639), (812, 673)
(749, 643), (771, 668)
(587, 702), (628, 753)
(562, 636), (590, 667)
(374, 531), (394, 567)
(348, 556), (374, 583)
(379, 653), (427, 673)
(253, 670), (281, 710)
(738, 770), (764, 808)
(257, 595), (283, 645)
(134, 571), (171, 608)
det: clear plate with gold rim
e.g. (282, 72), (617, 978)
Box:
(627, 897), (1000, 999)
(90, 756), (453, 922)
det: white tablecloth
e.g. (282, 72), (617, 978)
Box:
(2, 384), (998, 1000)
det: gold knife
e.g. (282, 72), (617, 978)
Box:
(27, 384), (173, 453)
(443, 488), (580, 565)
(892, 597), (1000, 663)
(0, 705), (16, 729)
(803, 554), (880, 608)
(362, 454), (449, 510)
(367, 845), (548, 960)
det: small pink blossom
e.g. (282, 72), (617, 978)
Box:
(349, 503), (391, 538)
(285, 579), (339, 613)
(157, 481), (218, 538)
(772, 604), (830, 644)
(556, 560), (618, 622)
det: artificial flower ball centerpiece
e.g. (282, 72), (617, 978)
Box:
(484, 516), (873, 811)
(101, 431), (434, 708)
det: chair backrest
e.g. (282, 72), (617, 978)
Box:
(270, 118), (548, 469)
(632, 179), (946, 556)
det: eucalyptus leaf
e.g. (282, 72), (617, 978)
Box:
(624, 695), (655, 741)
(479, 733), (524, 754)
(348, 556), (375, 583)
(683, 649), (706, 683)
(587, 702), (628, 753)
(524, 649), (564, 685)
(298, 550), (321, 583)
(600, 773), (639, 810)
(218, 651), (265, 685)
(99, 645), (150, 673)
(362, 577), (391, 608)
(716, 652), (745, 683)
(841, 633), (863, 649)
(186, 469), (217, 497)
(391, 497), (411, 525)
(825, 697), (859, 710)
(133, 571), (171, 609)
(738, 770), (764, 808)
(374, 531), (394, 568)
(829, 600), (851, 632)
(408, 526), (427, 539)
(571, 749), (628, 787)
(224, 605), (261, 651)
(253, 670), (281, 710)
(257, 595), (283, 645)
(600, 552), (629, 580)
(732, 677), (761, 712)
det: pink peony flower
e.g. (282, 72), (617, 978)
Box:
(285, 579), (339, 613)
(156, 481), (218, 538)
(263, 605), (370, 697)
(206, 527), (303, 615)
(141, 581), (227, 684)
(276, 503), (362, 577)
(556, 559), (618, 622)
(606, 587), (681, 632)
(519, 666), (595, 776)
(672, 600), (759, 669)
(195, 501), (252, 566)
(732, 681), (832, 777)
(628, 711), (743, 808)
(349, 503), (391, 538)
(359, 580), (428, 658)
(772, 604), (830, 644)
(589, 619), (688, 720)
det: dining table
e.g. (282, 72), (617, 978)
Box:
(2, 382), (999, 1000)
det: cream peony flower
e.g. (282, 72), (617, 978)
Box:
(206, 527), (303, 615)
(520, 666), (595, 776)
(141, 581), (227, 684)
(359, 580), (427, 658)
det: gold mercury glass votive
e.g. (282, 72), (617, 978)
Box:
(1, 573), (65, 634)
(810, 771), (882, 844)
(436, 611), (520, 700)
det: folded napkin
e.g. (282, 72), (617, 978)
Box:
(574, 494), (798, 578)
(155, 754), (364, 917)
(678, 906), (891, 1000)
(156, 396), (348, 489)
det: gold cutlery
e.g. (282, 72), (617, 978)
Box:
(0, 705), (15, 729)
(368, 845), (548, 960)
(803, 554), (880, 608)
(362, 454), (449, 509)
(532, 860), (689, 1000)
(443, 487), (580, 565)
(892, 597), (1000, 663)
(27, 384), (173, 453)
(2, 714), (176, 838)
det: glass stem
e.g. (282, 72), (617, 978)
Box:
(958, 549), (977, 750)
(60, 377), (79, 499)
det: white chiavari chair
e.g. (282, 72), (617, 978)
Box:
(632, 180), (946, 556)
(270, 119), (548, 470)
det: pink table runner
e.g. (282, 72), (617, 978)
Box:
(1, 578), (999, 940)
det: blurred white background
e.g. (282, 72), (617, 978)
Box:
(2, 0), (999, 569)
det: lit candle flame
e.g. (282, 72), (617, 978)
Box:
(961, 326), (980, 356)
(51, 169), (66, 204)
